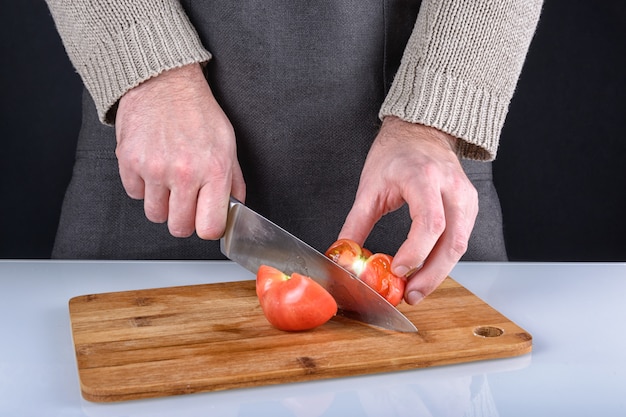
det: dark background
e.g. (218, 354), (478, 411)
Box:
(1, 1), (625, 260)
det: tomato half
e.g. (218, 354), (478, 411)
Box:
(256, 265), (338, 331)
(325, 239), (406, 306)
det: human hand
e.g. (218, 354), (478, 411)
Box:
(114, 63), (245, 239)
(339, 117), (478, 305)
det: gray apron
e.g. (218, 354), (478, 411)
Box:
(52, 0), (507, 261)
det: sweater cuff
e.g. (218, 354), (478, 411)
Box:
(379, 65), (507, 161)
(80, 4), (211, 124)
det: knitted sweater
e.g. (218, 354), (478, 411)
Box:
(46, 0), (542, 161)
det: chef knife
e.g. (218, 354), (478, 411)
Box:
(220, 197), (417, 333)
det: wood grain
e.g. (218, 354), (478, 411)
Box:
(68, 277), (532, 402)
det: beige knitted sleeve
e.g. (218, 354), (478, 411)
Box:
(46, 0), (211, 124)
(380, 0), (543, 160)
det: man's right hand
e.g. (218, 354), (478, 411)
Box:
(114, 63), (246, 239)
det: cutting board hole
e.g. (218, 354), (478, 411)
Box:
(473, 326), (504, 338)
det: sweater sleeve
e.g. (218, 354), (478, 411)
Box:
(379, 0), (543, 161)
(45, 0), (212, 125)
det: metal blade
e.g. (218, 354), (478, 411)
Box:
(220, 197), (417, 333)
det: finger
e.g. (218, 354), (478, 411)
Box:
(402, 227), (469, 305)
(195, 183), (230, 240)
(402, 258), (446, 305)
(143, 183), (169, 224)
(167, 185), (198, 238)
(403, 189), (477, 305)
(390, 183), (445, 278)
(118, 167), (146, 200)
(338, 193), (379, 247)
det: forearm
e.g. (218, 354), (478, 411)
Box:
(380, 0), (544, 161)
(45, 0), (211, 124)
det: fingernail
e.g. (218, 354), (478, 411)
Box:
(406, 290), (424, 305)
(394, 263), (423, 278)
(394, 265), (411, 277)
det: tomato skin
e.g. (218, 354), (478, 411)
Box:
(325, 239), (371, 276)
(256, 265), (338, 331)
(325, 239), (406, 306)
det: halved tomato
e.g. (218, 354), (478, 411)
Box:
(256, 265), (337, 331)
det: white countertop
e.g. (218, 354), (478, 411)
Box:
(1, 261), (625, 417)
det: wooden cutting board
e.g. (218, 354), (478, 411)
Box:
(69, 277), (532, 402)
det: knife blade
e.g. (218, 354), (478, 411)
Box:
(220, 197), (417, 333)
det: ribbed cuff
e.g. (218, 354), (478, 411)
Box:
(379, 65), (508, 161)
(78, 3), (211, 124)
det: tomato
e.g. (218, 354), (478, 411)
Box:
(256, 265), (338, 331)
(325, 239), (406, 306)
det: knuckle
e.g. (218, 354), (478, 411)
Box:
(210, 158), (232, 181)
(449, 237), (469, 259)
(419, 211), (445, 236)
(410, 211), (446, 240)
(115, 144), (140, 168)
(448, 228), (470, 259)
(144, 204), (167, 224)
(119, 176), (144, 200)
(419, 162), (438, 179)
(145, 160), (167, 180)
(446, 168), (476, 194)
(124, 185), (143, 200)
(171, 161), (196, 188)
(430, 213), (447, 235)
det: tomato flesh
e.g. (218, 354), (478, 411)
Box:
(325, 239), (406, 306)
(256, 265), (337, 331)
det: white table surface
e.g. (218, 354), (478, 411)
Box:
(1, 260), (625, 417)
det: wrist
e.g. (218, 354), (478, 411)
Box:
(124, 63), (205, 98)
(117, 63), (212, 122)
(381, 116), (459, 155)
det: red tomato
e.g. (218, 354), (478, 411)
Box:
(256, 265), (338, 331)
(325, 239), (406, 306)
